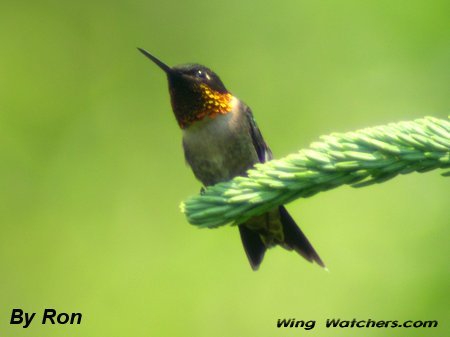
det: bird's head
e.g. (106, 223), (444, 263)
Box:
(138, 48), (234, 128)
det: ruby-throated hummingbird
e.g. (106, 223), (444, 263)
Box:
(138, 48), (325, 270)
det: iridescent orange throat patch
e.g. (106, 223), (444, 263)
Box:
(176, 84), (233, 128)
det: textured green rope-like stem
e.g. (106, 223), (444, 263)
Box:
(181, 116), (450, 228)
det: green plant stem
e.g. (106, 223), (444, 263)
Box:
(181, 116), (450, 228)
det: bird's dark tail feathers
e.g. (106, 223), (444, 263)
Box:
(239, 225), (266, 270)
(239, 205), (325, 271)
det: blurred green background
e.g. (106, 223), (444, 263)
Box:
(0, 0), (449, 336)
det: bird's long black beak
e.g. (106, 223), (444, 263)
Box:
(137, 48), (172, 74)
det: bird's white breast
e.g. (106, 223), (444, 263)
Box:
(182, 97), (258, 185)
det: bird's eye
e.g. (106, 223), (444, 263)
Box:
(196, 70), (210, 80)
(196, 70), (205, 78)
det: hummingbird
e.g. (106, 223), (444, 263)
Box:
(138, 48), (325, 270)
